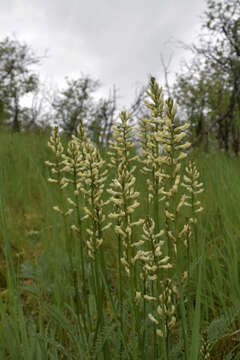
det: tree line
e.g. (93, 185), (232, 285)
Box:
(0, 37), (147, 147)
(0, 0), (239, 154)
(173, 0), (240, 155)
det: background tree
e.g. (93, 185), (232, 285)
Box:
(197, 0), (240, 154)
(127, 83), (148, 120)
(174, 0), (240, 154)
(174, 57), (214, 151)
(88, 85), (118, 147)
(20, 83), (56, 133)
(52, 75), (100, 136)
(53, 76), (148, 148)
(0, 36), (40, 132)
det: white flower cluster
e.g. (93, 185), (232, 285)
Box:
(79, 140), (111, 259)
(134, 217), (171, 281)
(45, 127), (71, 217)
(148, 279), (177, 338)
(138, 84), (166, 205)
(108, 111), (142, 276)
(182, 160), (204, 219)
(136, 78), (204, 338)
(45, 121), (111, 259)
(45, 127), (65, 189)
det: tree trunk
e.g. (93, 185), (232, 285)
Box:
(223, 119), (229, 153)
(12, 97), (20, 132)
(232, 127), (240, 156)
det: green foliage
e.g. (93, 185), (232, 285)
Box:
(1, 81), (240, 359)
(52, 76), (100, 136)
(0, 36), (40, 132)
(174, 0), (240, 155)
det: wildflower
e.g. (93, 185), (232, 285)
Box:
(135, 291), (142, 304)
(71, 225), (80, 232)
(53, 206), (62, 214)
(65, 208), (74, 216)
(181, 160), (204, 218)
(148, 313), (159, 325)
(156, 329), (164, 337)
(144, 295), (157, 301)
(48, 178), (57, 183)
(108, 111), (142, 276)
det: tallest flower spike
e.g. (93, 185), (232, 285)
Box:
(136, 79), (204, 350)
(138, 79), (166, 233)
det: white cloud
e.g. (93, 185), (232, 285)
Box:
(0, 0), (207, 111)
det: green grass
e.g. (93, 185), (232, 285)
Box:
(1, 102), (240, 358)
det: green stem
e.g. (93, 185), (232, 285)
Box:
(118, 232), (123, 359)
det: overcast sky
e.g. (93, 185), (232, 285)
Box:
(0, 0), (207, 111)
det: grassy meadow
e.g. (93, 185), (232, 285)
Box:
(1, 82), (240, 359)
